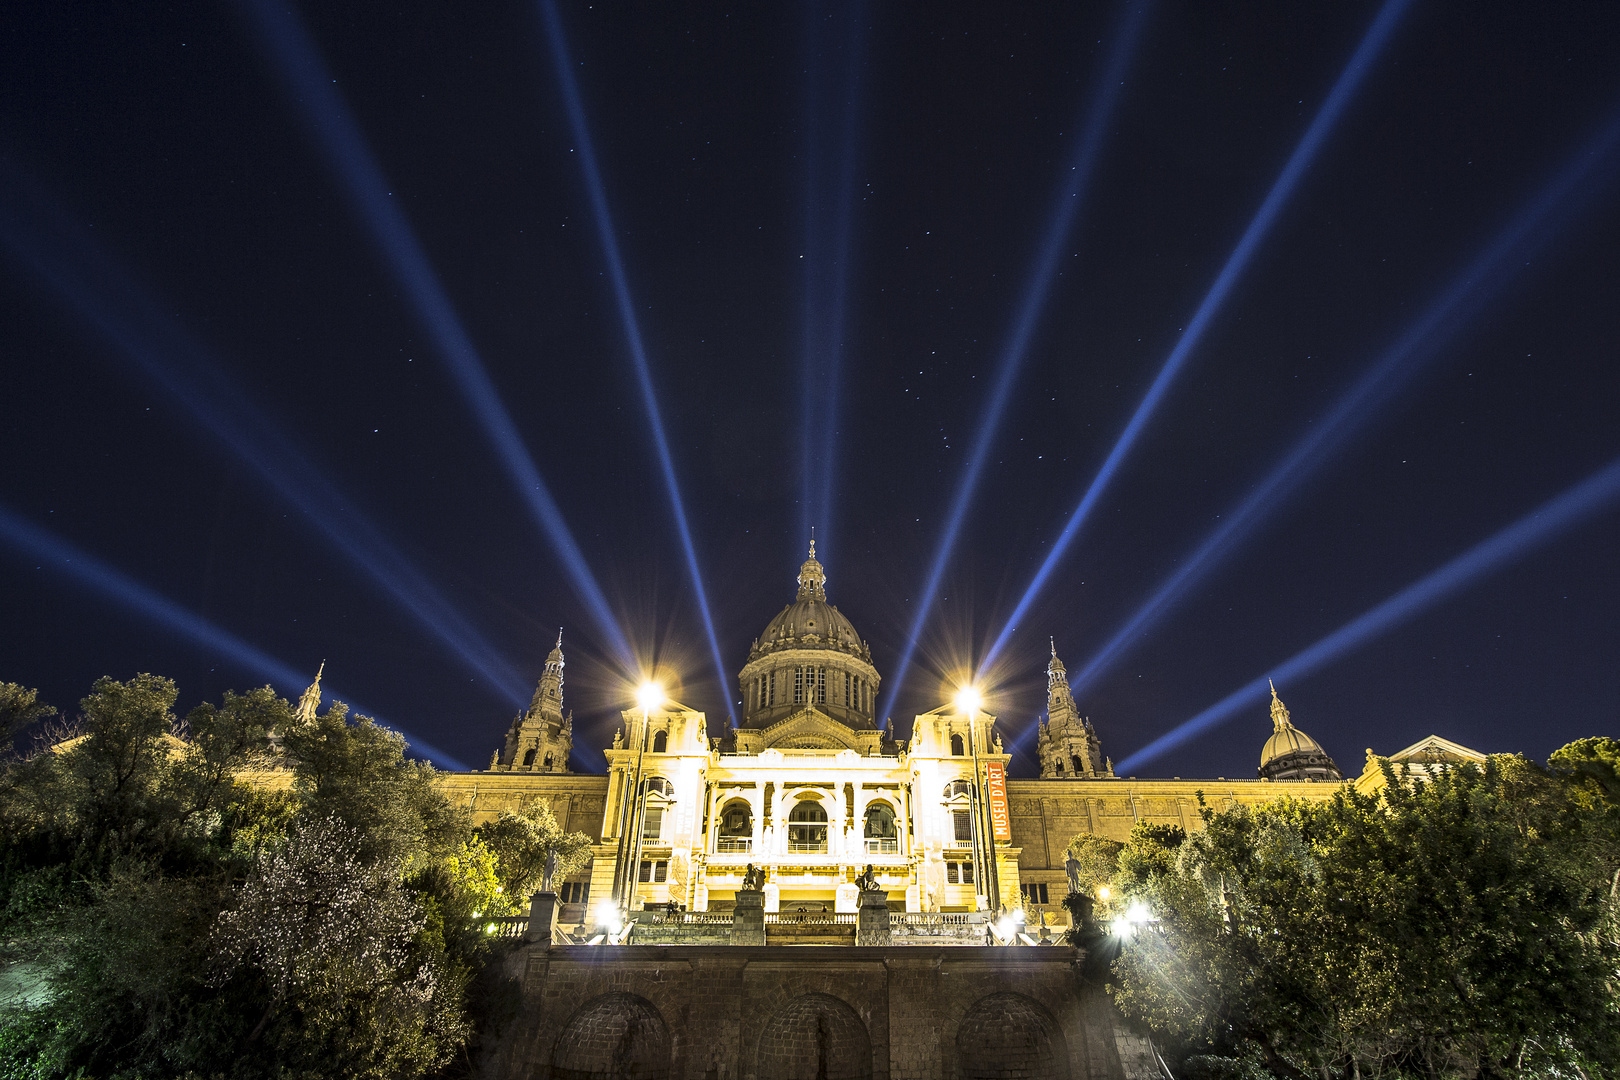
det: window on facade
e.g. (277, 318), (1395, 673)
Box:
(522, 747), (537, 767)
(652, 730), (667, 753)
(844, 671), (851, 707)
(816, 667), (826, 704)
(654, 860), (668, 883)
(952, 810), (973, 843)
(717, 800), (752, 851)
(543, 753), (554, 769)
(642, 807), (663, 840)
(950, 734), (965, 756)
(562, 881), (590, 904)
(1022, 883), (1049, 905)
(794, 666), (805, 703)
(787, 800), (828, 852)
(638, 860), (652, 883)
(946, 862), (959, 884)
(961, 860), (974, 883)
(767, 672), (776, 707)
(1072, 754), (1084, 774)
(864, 803), (896, 839)
(644, 777), (672, 796)
(944, 780), (972, 799)
(1054, 759), (1064, 774)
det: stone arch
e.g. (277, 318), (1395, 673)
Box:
(755, 992), (871, 1080)
(955, 992), (1068, 1080)
(551, 992), (670, 1080)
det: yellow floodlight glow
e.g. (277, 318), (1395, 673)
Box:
(954, 685), (983, 716)
(1097, 884), (1112, 901)
(636, 681), (665, 713)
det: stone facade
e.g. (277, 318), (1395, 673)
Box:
(480, 944), (1163, 1080)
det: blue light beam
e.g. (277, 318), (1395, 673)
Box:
(1116, 453), (1620, 774)
(236, 0), (636, 674)
(0, 503), (470, 770)
(983, 0), (1414, 672)
(0, 157), (530, 707)
(876, 0), (1151, 722)
(538, 0), (737, 726)
(802, 0), (868, 558)
(1069, 101), (1620, 700)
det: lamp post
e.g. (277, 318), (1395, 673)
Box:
(610, 681), (663, 916)
(955, 686), (1000, 914)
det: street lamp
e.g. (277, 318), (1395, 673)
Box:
(610, 681), (664, 920)
(955, 684), (999, 914)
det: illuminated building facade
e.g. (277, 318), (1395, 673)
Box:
(426, 545), (1434, 928)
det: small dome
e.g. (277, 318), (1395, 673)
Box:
(1259, 683), (1341, 781)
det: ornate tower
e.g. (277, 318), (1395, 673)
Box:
(1036, 641), (1110, 779)
(1258, 682), (1341, 781)
(492, 630), (574, 773)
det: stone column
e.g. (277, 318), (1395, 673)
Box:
(526, 891), (557, 944)
(856, 889), (891, 946)
(732, 887), (766, 945)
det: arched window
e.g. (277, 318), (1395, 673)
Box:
(543, 752), (554, 769)
(717, 799), (753, 853)
(644, 776), (673, 797)
(950, 733), (965, 756)
(1071, 754), (1084, 775)
(652, 730), (668, 753)
(522, 747), (537, 767)
(943, 780), (972, 799)
(864, 803), (897, 854)
(787, 799), (828, 852)
(1054, 758), (1064, 775)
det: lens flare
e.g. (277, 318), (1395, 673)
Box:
(237, 0), (635, 674)
(537, 0), (736, 726)
(0, 159), (531, 707)
(0, 503), (468, 770)
(983, 0), (1414, 672)
(954, 686), (984, 716)
(1116, 453), (1620, 773)
(1068, 102), (1620, 700)
(877, 0), (1152, 722)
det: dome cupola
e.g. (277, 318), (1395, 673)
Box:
(737, 541), (880, 731)
(1258, 682), (1342, 781)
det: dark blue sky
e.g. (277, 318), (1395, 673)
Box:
(2, 1), (1616, 778)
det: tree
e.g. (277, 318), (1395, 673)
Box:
(477, 803), (593, 899)
(1108, 758), (1620, 1078)
(0, 683), (55, 747)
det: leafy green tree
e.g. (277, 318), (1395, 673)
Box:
(0, 683), (55, 747)
(1063, 833), (1123, 895)
(1109, 758), (1620, 1079)
(477, 803), (593, 899)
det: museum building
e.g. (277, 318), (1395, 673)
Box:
(417, 544), (1482, 929)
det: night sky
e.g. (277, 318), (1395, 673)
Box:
(3, 1), (1617, 780)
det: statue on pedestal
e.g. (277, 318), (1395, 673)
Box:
(854, 864), (879, 892)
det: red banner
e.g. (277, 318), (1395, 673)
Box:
(986, 761), (1011, 841)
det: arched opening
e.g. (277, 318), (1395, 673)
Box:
(1054, 758), (1065, 775)
(955, 992), (1068, 1080)
(1071, 754), (1084, 775)
(943, 781), (973, 850)
(863, 802), (897, 854)
(552, 992), (670, 1080)
(522, 747), (537, 767)
(652, 730), (668, 753)
(543, 752), (554, 769)
(950, 733), (965, 756)
(717, 798), (753, 853)
(788, 798), (828, 853)
(755, 992), (871, 1080)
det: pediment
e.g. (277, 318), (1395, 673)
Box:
(760, 707), (864, 751)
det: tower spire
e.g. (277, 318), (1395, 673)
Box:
(295, 661), (324, 724)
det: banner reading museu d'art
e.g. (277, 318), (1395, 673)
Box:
(986, 761), (1011, 841)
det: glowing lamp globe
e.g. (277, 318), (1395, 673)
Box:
(954, 686), (983, 716)
(636, 681), (664, 713)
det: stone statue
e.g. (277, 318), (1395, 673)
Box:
(541, 848), (559, 893)
(742, 863), (764, 891)
(993, 732), (1004, 754)
(1065, 850), (1083, 895)
(854, 864), (878, 892)
(613, 729), (624, 749)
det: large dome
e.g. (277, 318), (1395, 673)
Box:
(1258, 683), (1342, 782)
(737, 544), (880, 730)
